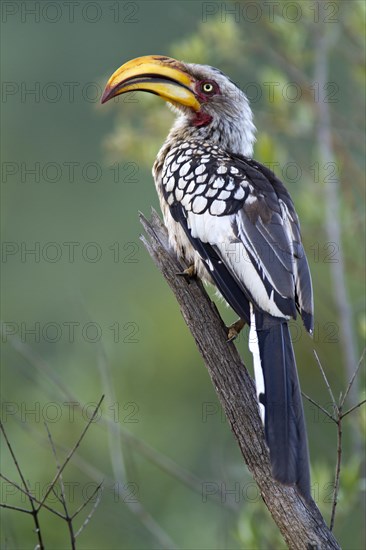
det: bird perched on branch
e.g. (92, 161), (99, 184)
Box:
(102, 55), (314, 500)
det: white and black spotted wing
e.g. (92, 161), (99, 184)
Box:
(161, 141), (313, 332)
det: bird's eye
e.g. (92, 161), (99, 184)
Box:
(201, 82), (214, 94)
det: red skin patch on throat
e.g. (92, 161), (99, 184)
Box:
(192, 111), (212, 127)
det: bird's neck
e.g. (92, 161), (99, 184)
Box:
(164, 111), (256, 158)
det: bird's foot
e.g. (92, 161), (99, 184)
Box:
(176, 265), (196, 279)
(227, 318), (245, 342)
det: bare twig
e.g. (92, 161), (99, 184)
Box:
(0, 473), (65, 519)
(74, 484), (103, 539)
(22, 416), (240, 550)
(330, 348), (365, 530)
(50, 486), (64, 506)
(0, 421), (45, 549)
(308, 349), (365, 531)
(340, 348), (365, 409)
(1, 397), (107, 547)
(342, 400), (366, 419)
(302, 391), (336, 423)
(44, 422), (76, 549)
(71, 482), (103, 521)
(330, 417), (342, 532)
(36, 395), (105, 512)
(0, 503), (33, 514)
(2, 359), (228, 550)
(313, 350), (338, 415)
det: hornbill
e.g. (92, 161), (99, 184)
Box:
(102, 55), (314, 500)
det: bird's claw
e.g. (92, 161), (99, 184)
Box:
(176, 265), (196, 279)
(226, 319), (245, 342)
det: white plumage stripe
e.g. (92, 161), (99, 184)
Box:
(249, 304), (265, 423)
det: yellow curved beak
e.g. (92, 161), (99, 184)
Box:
(101, 55), (200, 111)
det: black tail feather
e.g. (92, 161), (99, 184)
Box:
(255, 313), (311, 500)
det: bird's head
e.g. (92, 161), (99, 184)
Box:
(101, 55), (255, 157)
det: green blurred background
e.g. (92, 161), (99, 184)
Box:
(1, 1), (365, 548)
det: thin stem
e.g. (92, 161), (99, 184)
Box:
(340, 348), (365, 408)
(313, 350), (338, 415)
(13, 386), (198, 548)
(330, 418), (342, 531)
(36, 395), (104, 512)
(0, 421), (45, 550)
(71, 482), (103, 521)
(74, 484), (103, 539)
(0, 503), (33, 514)
(302, 392), (336, 423)
(341, 399), (366, 419)
(303, 351), (365, 532)
(311, 350), (343, 531)
(45, 422), (76, 550)
(51, 486), (64, 506)
(0, 474), (64, 519)
(0, 422), (30, 495)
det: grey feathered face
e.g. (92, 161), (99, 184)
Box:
(173, 63), (256, 157)
(184, 64), (247, 119)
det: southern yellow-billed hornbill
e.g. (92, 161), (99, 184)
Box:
(102, 55), (314, 500)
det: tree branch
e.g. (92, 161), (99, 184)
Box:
(139, 210), (341, 550)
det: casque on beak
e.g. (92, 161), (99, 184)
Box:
(101, 55), (201, 111)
